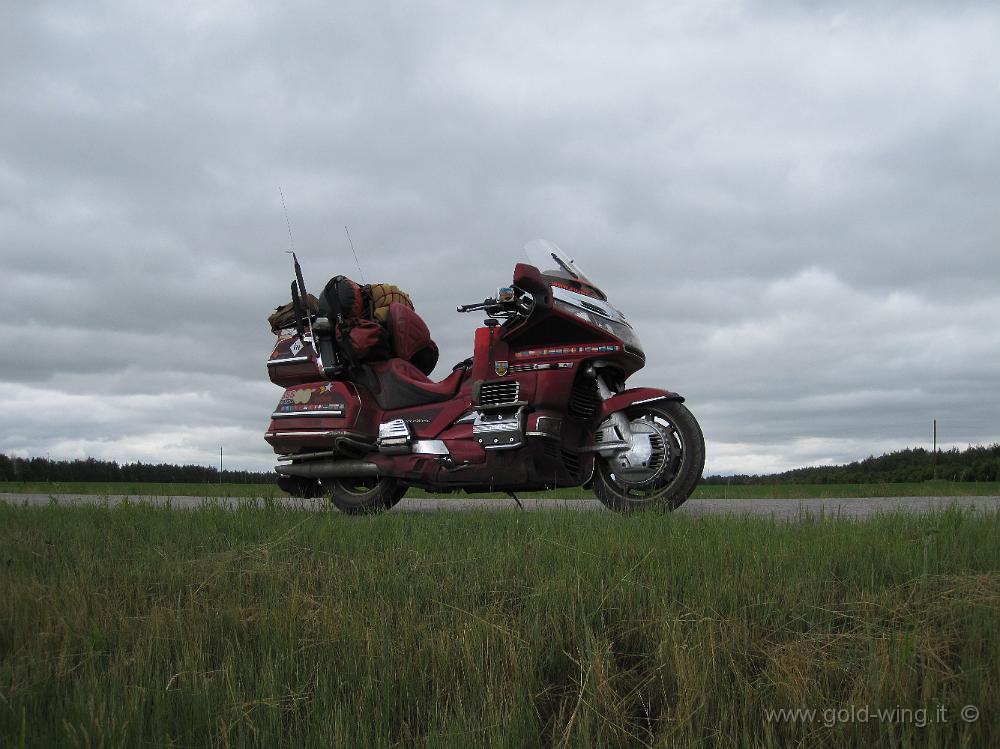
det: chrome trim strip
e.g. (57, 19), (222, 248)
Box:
(630, 396), (667, 406)
(412, 440), (449, 455)
(473, 420), (518, 434)
(272, 410), (344, 418)
(267, 355), (312, 366)
(270, 431), (334, 437)
(551, 286), (628, 324)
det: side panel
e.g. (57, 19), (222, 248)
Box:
(265, 381), (378, 453)
(422, 395), (475, 439)
(438, 424), (488, 464)
(471, 327), (510, 381)
(532, 367), (579, 412)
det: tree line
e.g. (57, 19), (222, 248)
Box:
(0, 454), (276, 485)
(702, 444), (1000, 485)
(3, 444), (999, 486)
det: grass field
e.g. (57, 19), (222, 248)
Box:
(1, 502), (997, 746)
(3, 479), (1000, 500)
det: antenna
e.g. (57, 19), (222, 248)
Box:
(278, 186), (296, 253)
(277, 187), (313, 341)
(345, 225), (367, 283)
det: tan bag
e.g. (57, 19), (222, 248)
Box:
(267, 293), (319, 332)
(367, 283), (413, 322)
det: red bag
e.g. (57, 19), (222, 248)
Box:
(343, 319), (388, 361)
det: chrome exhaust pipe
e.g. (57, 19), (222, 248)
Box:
(275, 460), (380, 478)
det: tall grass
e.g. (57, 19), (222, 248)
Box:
(3, 478), (1000, 500)
(1, 503), (997, 746)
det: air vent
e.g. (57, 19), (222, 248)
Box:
(568, 377), (601, 418)
(561, 449), (581, 475)
(479, 381), (520, 407)
(541, 438), (561, 460)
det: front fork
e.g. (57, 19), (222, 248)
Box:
(582, 364), (633, 455)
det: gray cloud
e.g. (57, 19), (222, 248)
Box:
(1, 1), (998, 473)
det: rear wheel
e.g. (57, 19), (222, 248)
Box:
(277, 476), (323, 499)
(592, 401), (704, 512)
(323, 476), (406, 515)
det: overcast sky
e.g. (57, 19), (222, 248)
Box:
(2, 1), (998, 475)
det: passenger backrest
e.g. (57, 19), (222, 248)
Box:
(386, 302), (439, 376)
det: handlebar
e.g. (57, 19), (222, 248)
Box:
(458, 288), (535, 320)
(456, 298), (498, 313)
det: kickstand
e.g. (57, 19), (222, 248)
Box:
(506, 491), (524, 511)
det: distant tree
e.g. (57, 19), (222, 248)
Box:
(701, 443), (1000, 485)
(0, 454), (277, 484)
(0, 453), (13, 481)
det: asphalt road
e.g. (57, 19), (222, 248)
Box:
(2, 493), (998, 519)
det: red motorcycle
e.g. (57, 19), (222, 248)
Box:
(265, 240), (704, 513)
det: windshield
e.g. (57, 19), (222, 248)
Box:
(523, 239), (604, 298)
(522, 238), (640, 351)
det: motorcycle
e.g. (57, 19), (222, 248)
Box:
(265, 239), (704, 513)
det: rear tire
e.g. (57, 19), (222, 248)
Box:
(277, 476), (323, 499)
(324, 476), (406, 515)
(592, 400), (704, 513)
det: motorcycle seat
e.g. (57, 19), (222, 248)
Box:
(364, 358), (466, 410)
(355, 301), (466, 409)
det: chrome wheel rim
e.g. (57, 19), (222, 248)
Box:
(600, 410), (686, 501)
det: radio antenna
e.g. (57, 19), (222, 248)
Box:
(278, 187), (313, 340)
(278, 186), (296, 254)
(344, 225), (367, 283)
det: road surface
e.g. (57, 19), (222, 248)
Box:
(2, 493), (998, 519)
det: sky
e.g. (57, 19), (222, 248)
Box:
(1, 1), (998, 475)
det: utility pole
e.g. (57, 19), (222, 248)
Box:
(220, 446), (223, 484)
(933, 419), (937, 480)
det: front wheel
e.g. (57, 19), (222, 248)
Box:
(591, 401), (704, 512)
(323, 476), (407, 515)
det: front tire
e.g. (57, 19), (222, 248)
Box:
(324, 476), (406, 515)
(592, 401), (704, 512)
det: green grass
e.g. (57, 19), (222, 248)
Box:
(2, 479), (1000, 500)
(1, 502), (997, 747)
(693, 479), (1000, 499)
